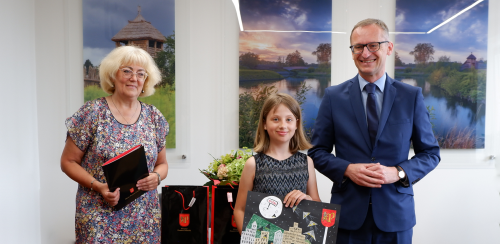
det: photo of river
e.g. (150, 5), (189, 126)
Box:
(397, 77), (485, 148)
(237, 0), (332, 148)
(395, 0), (488, 149)
(239, 77), (331, 131)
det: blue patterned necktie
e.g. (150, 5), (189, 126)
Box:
(365, 83), (379, 147)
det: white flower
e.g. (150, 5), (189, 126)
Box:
(217, 164), (228, 179)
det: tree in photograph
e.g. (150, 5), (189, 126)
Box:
(312, 43), (331, 65)
(154, 32), (175, 88)
(84, 59), (94, 74)
(239, 52), (260, 69)
(276, 56), (285, 68)
(409, 43), (435, 65)
(239, 84), (277, 147)
(394, 51), (404, 66)
(438, 55), (450, 62)
(285, 50), (305, 66)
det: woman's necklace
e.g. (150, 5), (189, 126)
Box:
(111, 96), (139, 125)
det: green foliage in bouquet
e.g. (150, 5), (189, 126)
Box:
(200, 148), (253, 186)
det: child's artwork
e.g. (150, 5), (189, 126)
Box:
(241, 191), (340, 244)
(83, 0), (176, 148)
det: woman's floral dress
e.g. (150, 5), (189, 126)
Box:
(66, 97), (168, 243)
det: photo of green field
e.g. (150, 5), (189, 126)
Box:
(83, 0), (176, 148)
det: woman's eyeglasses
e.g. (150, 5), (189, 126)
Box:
(119, 68), (148, 81)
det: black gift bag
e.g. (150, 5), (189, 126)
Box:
(210, 185), (240, 244)
(162, 186), (209, 244)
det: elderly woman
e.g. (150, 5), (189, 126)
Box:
(61, 45), (168, 243)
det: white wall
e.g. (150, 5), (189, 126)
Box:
(0, 0), (499, 243)
(35, 0), (82, 243)
(0, 1), (41, 243)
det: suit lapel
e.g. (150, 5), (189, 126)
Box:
(349, 76), (372, 150)
(375, 76), (396, 144)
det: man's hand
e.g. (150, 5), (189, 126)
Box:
(344, 163), (385, 188)
(366, 163), (399, 184)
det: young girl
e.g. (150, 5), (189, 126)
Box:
(234, 93), (321, 233)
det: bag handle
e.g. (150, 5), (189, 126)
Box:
(224, 183), (235, 210)
(174, 190), (195, 210)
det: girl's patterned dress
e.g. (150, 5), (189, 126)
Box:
(66, 97), (168, 243)
(252, 152), (309, 196)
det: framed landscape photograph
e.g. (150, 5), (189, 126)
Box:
(83, 0), (176, 148)
(394, 0), (488, 149)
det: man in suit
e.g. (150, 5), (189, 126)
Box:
(308, 18), (440, 243)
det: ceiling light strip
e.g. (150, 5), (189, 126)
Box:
(427, 0), (484, 34)
(231, 0), (244, 31)
(244, 30), (346, 34)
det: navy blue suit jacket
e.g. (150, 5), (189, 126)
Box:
(308, 75), (440, 232)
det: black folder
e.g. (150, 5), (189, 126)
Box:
(102, 144), (149, 211)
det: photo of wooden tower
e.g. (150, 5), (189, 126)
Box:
(111, 6), (166, 58)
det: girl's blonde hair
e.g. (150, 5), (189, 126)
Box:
(254, 93), (312, 154)
(99, 45), (162, 97)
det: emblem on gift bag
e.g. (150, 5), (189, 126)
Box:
(179, 213), (190, 227)
(231, 215), (237, 228)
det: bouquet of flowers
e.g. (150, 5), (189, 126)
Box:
(200, 148), (253, 186)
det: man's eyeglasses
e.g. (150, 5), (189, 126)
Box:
(119, 68), (148, 81)
(349, 41), (389, 54)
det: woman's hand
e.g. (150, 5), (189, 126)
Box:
(136, 173), (159, 191)
(96, 182), (120, 207)
(283, 190), (312, 208)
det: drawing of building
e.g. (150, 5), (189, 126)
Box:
(282, 222), (306, 244)
(241, 221), (257, 244)
(273, 230), (283, 244)
(254, 231), (269, 244)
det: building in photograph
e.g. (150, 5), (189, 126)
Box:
(111, 6), (166, 58)
(460, 52), (487, 71)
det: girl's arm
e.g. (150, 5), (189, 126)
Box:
(234, 157), (256, 234)
(283, 156), (321, 207)
(305, 156), (321, 202)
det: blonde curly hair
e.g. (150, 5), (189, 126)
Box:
(99, 45), (162, 97)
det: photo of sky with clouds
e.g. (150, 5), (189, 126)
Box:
(83, 0), (174, 66)
(239, 0), (331, 64)
(395, 0), (488, 64)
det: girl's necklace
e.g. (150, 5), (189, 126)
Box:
(111, 96), (139, 125)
